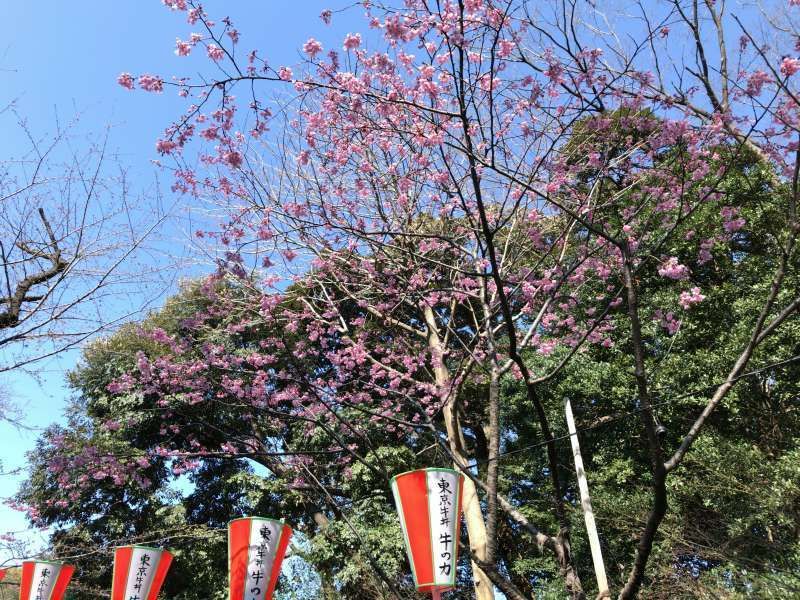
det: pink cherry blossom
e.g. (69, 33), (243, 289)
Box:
(343, 33), (362, 51)
(175, 38), (192, 56)
(162, 0), (187, 9)
(721, 206), (746, 232)
(138, 74), (164, 93)
(679, 287), (706, 310)
(117, 72), (135, 90)
(654, 309), (680, 335)
(746, 70), (772, 96)
(207, 44), (225, 61)
(222, 150), (243, 168)
(780, 56), (800, 76)
(303, 38), (323, 57)
(103, 420), (121, 431)
(156, 139), (178, 154)
(658, 257), (690, 280)
(498, 39), (514, 58)
(698, 238), (715, 264)
(724, 218), (746, 233)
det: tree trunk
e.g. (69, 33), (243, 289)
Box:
(443, 401), (496, 600)
(424, 304), (496, 600)
(617, 261), (668, 599)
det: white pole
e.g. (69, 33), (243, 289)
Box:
(565, 397), (610, 598)
(432, 590), (443, 600)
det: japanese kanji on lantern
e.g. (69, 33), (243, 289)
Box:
(391, 468), (465, 597)
(228, 516), (292, 600)
(18, 560), (75, 600)
(111, 545), (173, 600)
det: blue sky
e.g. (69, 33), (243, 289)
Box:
(0, 0), (363, 562)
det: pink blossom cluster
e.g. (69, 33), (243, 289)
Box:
(343, 33), (361, 51)
(679, 287), (706, 310)
(654, 309), (680, 335)
(720, 206), (746, 233)
(658, 257), (690, 280)
(303, 38), (323, 57)
(781, 57), (800, 77)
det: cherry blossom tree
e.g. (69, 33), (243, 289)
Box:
(59, 0), (800, 597)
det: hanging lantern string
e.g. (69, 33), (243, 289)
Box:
(1, 525), (224, 565)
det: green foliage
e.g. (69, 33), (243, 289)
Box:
(491, 151), (800, 597)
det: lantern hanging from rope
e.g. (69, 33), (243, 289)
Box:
(18, 560), (74, 600)
(391, 468), (465, 599)
(228, 516), (292, 600)
(111, 545), (173, 600)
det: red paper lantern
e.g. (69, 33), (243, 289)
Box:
(111, 546), (173, 600)
(18, 560), (74, 600)
(391, 468), (465, 597)
(228, 517), (292, 600)
(0, 568), (5, 582)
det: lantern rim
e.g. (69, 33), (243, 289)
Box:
(227, 516), (291, 530)
(112, 544), (168, 552)
(390, 467), (462, 484)
(417, 583), (456, 592)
